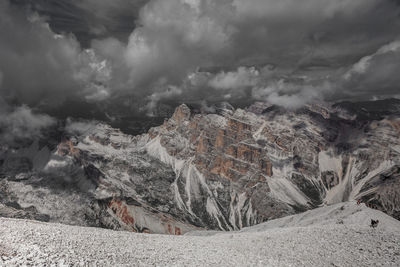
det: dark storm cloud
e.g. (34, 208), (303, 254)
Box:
(89, 0), (400, 111)
(341, 40), (400, 100)
(0, 0), (81, 105)
(0, 0), (113, 107)
(1, 0), (400, 117)
(10, 0), (148, 47)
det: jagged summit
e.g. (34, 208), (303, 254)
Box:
(0, 100), (399, 234)
(171, 104), (191, 123)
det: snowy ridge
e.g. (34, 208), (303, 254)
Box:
(318, 150), (342, 173)
(267, 176), (309, 207)
(145, 136), (186, 175)
(240, 201), (400, 233)
(1, 202), (399, 266)
(350, 160), (396, 199)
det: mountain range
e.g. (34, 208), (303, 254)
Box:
(0, 99), (399, 234)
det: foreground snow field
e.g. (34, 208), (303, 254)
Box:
(1, 202), (399, 266)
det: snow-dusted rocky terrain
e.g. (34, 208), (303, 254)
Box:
(0, 100), (399, 234)
(1, 202), (399, 266)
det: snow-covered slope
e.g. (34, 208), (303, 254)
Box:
(241, 201), (400, 233)
(1, 202), (399, 266)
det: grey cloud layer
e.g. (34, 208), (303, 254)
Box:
(91, 0), (400, 110)
(1, 0), (400, 116)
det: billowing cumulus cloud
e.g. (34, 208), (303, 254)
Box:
(93, 0), (236, 91)
(64, 118), (97, 136)
(0, 99), (56, 144)
(0, 1), (111, 107)
(339, 40), (400, 100)
(209, 67), (259, 90)
(143, 86), (183, 116)
(89, 0), (400, 111)
(252, 79), (331, 109)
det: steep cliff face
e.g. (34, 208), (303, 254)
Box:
(0, 100), (399, 234)
(143, 102), (400, 230)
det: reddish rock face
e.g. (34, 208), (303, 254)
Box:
(174, 227), (181, 235)
(167, 107), (275, 184)
(196, 135), (210, 154)
(228, 118), (252, 132)
(194, 131), (273, 181)
(108, 199), (187, 235)
(259, 158), (273, 177)
(56, 140), (80, 157)
(215, 129), (225, 149)
(388, 119), (400, 134)
(210, 156), (237, 181)
(109, 200), (136, 232)
(160, 106), (274, 185)
(172, 104), (191, 124)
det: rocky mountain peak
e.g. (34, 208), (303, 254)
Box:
(171, 104), (191, 123)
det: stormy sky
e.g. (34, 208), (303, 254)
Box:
(1, 0), (400, 131)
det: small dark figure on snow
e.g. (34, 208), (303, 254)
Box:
(370, 219), (379, 228)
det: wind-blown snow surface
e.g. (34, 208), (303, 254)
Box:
(1, 202), (399, 266)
